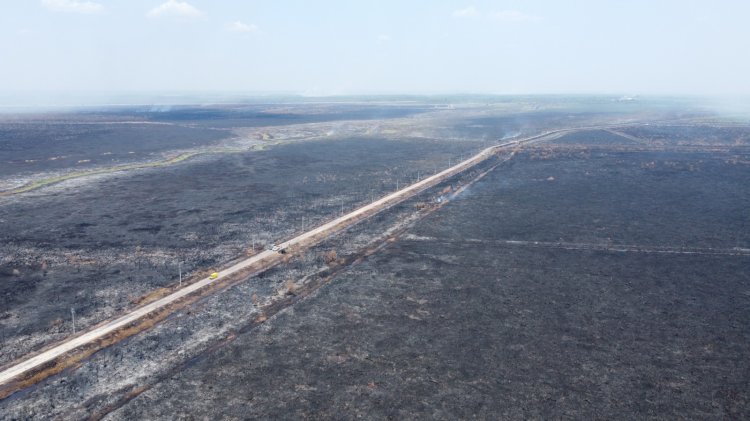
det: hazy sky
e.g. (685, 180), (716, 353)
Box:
(2, 0), (749, 96)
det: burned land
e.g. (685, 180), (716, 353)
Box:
(0, 101), (749, 419)
(0, 102), (430, 179)
(99, 127), (750, 420)
(0, 132), (487, 366)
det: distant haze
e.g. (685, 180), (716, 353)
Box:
(2, 0), (750, 102)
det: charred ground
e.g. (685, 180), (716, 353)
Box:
(0, 102), (430, 178)
(0, 102), (748, 419)
(0, 133), (486, 365)
(104, 127), (749, 419)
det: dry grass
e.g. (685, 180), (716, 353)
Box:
(322, 250), (338, 265)
(129, 286), (171, 306)
(284, 280), (299, 295)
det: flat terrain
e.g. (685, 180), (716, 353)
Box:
(0, 134), (484, 365)
(1, 102), (635, 365)
(104, 128), (750, 419)
(0, 103), (430, 178)
(0, 100), (748, 419)
(0, 121), (227, 178)
(110, 249), (750, 419)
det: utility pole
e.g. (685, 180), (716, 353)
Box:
(71, 307), (76, 334)
(340, 199), (344, 216)
(417, 170), (420, 181)
(302, 216), (305, 230)
(178, 261), (182, 287)
(396, 179), (399, 191)
(449, 158), (452, 167)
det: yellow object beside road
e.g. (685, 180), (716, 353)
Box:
(209, 272), (219, 280)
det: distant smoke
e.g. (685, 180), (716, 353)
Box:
(148, 105), (173, 112)
(501, 131), (521, 140)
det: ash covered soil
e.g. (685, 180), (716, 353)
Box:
(100, 129), (750, 419)
(0, 133), (485, 365)
(1, 105), (624, 364)
(0, 103), (429, 177)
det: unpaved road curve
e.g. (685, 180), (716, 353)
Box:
(0, 128), (574, 389)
